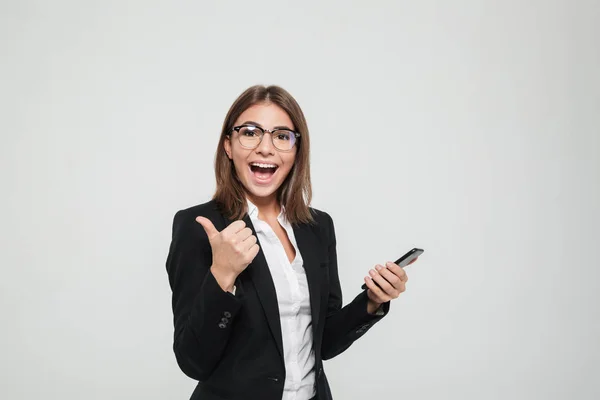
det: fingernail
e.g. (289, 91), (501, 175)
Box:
(375, 265), (382, 271)
(369, 269), (376, 276)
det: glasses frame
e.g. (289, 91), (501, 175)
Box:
(229, 124), (301, 152)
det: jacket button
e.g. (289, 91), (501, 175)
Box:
(221, 317), (229, 323)
(218, 323), (226, 329)
(224, 311), (231, 318)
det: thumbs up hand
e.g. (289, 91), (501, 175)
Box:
(195, 216), (260, 292)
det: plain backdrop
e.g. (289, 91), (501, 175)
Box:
(1, 1), (599, 399)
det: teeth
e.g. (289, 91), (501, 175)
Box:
(250, 162), (277, 168)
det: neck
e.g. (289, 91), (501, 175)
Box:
(246, 193), (281, 220)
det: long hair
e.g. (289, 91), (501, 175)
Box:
(212, 85), (315, 226)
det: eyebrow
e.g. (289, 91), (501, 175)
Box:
(241, 120), (295, 131)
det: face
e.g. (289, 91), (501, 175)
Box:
(224, 102), (298, 204)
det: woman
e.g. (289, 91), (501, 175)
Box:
(166, 85), (411, 400)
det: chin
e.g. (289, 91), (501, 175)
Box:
(246, 185), (279, 199)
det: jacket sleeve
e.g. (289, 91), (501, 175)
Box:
(166, 209), (243, 381)
(320, 211), (390, 360)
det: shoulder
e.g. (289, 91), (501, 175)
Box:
(306, 205), (336, 241)
(308, 206), (333, 226)
(170, 199), (223, 242)
(174, 199), (221, 222)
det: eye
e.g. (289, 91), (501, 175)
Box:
(275, 131), (292, 141)
(240, 126), (260, 137)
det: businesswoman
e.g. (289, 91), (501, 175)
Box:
(166, 85), (410, 400)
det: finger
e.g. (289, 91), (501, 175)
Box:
(242, 233), (258, 252)
(236, 227), (253, 242)
(377, 265), (402, 288)
(386, 262), (407, 281)
(246, 243), (260, 263)
(195, 216), (219, 239)
(398, 281), (407, 294)
(364, 276), (390, 303)
(371, 266), (396, 295)
(222, 220), (247, 237)
(407, 257), (419, 266)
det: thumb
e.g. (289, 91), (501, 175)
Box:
(195, 216), (219, 239)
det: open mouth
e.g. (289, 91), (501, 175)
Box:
(249, 162), (279, 182)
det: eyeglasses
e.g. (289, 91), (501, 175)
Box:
(229, 124), (300, 152)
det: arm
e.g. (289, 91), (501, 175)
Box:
(320, 212), (390, 360)
(166, 210), (242, 381)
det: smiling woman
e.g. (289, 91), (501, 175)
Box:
(224, 104), (299, 208)
(213, 86), (313, 225)
(165, 85), (411, 400)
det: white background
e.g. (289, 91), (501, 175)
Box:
(1, 1), (599, 399)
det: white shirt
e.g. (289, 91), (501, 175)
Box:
(246, 198), (316, 400)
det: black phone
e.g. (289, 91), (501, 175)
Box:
(361, 247), (424, 290)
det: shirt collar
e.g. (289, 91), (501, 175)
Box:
(246, 197), (286, 223)
(246, 197), (259, 218)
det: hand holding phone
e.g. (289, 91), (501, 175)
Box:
(361, 247), (424, 290)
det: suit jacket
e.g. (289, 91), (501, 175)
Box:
(165, 199), (390, 400)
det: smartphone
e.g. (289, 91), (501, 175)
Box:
(361, 247), (424, 290)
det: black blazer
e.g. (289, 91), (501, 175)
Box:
(166, 200), (390, 400)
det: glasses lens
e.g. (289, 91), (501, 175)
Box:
(272, 130), (295, 151)
(238, 126), (262, 148)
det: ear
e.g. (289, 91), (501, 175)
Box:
(224, 136), (232, 159)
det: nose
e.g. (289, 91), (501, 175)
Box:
(255, 131), (275, 154)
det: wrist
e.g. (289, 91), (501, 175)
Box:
(210, 265), (237, 293)
(366, 298), (382, 315)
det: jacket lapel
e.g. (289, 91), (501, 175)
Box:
(293, 222), (323, 339)
(240, 213), (285, 362)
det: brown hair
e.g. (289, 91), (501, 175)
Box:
(212, 85), (315, 226)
